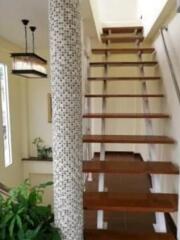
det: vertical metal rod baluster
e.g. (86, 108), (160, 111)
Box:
(97, 30), (110, 229)
(86, 50), (92, 183)
(136, 30), (167, 233)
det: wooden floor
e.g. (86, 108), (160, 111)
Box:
(84, 152), (176, 235)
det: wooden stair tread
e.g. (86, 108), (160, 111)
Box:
(84, 230), (175, 240)
(92, 48), (155, 54)
(83, 113), (170, 119)
(101, 36), (144, 43)
(88, 77), (160, 81)
(83, 135), (175, 144)
(103, 26), (143, 34)
(83, 161), (179, 175)
(84, 192), (178, 212)
(85, 94), (164, 98)
(90, 61), (158, 67)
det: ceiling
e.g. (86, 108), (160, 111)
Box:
(0, 0), (96, 51)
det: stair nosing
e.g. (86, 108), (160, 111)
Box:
(90, 61), (158, 67)
(84, 192), (178, 212)
(88, 77), (160, 81)
(92, 48), (155, 54)
(83, 160), (179, 175)
(85, 94), (164, 98)
(83, 113), (170, 119)
(103, 26), (143, 34)
(83, 135), (176, 144)
(101, 36), (144, 43)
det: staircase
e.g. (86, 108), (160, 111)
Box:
(83, 26), (179, 239)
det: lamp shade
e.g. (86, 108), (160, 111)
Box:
(11, 53), (47, 78)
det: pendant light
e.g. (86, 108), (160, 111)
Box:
(11, 19), (47, 78)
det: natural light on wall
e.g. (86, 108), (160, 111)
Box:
(138, 0), (168, 36)
(90, 0), (170, 38)
(97, 0), (140, 27)
(0, 64), (12, 167)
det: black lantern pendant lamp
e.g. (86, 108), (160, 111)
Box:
(11, 19), (47, 78)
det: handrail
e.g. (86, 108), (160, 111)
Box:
(161, 27), (180, 238)
(0, 182), (9, 197)
(160, 27), (180, 104)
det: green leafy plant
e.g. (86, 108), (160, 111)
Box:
(32, 137), (52, 159)
(0, 180), (61, 240)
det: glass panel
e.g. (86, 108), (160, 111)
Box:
(13, 56), (47, 74)
(0, 64), (12, 167)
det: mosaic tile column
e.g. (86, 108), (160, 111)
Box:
(48, 1), (83, 239)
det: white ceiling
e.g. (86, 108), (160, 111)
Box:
(0, 0), (49, 50)
(0, 0), (96, 50)
(98, 0), (139, 27)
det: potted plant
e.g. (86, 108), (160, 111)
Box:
(32, 138), (52, 160)
(0, 180), (61, 239)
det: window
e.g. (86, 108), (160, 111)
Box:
(0, 64), (12, 167)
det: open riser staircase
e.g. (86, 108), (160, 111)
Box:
(83, 26), (179, 240)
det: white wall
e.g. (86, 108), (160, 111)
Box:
(23, 160), (53, 205)
(97, 0), (140, 27)
(89, 0), (102, 39)
(27, 66), (52, 157)
(89, 0), (175, 40)
(0, 38), (25, 187)
(138, 0), (168, 36)
(0, 38), (52, 187)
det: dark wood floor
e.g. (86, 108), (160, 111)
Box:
(84, 152), (155, 232)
